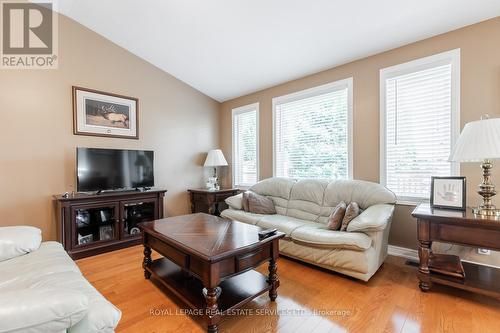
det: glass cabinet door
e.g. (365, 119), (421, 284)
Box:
(121, 199), (157, 238)
(72, 204), (118, 247)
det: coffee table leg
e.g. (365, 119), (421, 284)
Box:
(203, 287), (221, 333)
(268, 258), (279, 301)
(143, 245), (152, 279)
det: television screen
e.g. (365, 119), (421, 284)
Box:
(77, 148), (154, 192)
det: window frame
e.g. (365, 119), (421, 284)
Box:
(272, 78), (354, 180)
(231, 102), (260, 188)
(379, 49), (461, 204)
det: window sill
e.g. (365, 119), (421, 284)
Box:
(233, 185), (252, 190)
(396, 199), (428, 206)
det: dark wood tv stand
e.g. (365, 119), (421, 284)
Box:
(54, 189), (166, 259)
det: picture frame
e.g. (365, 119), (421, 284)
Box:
(72, 86), (139, 139)
(78, 233), (93, 245)
(430, 176), (466, 211)
(99, 225), (115, 241)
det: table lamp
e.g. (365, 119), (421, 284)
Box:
(449, 116), (500, 216)
(204, 149), (228, 190)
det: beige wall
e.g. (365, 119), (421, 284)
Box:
(1, 12), (498, 264)
(0, 14), (219, 240)
(219, 18), (500, 264)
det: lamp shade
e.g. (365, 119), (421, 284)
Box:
(204, 149), (228, 167)
(449, 118), (500, 162)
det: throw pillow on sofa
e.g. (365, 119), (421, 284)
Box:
(245, 191), (276, 214)
(225, 193), (244, 210)
(327, 201), (346, 230)
(0, 226), (42, 262)
(242, 191), (250, 212)
(341, 202), (360, 231)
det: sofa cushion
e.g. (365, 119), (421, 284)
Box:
(0, 288), (88, 333)
(0, 242), (121, 333)
(279, 239), (377, 276)
(318, 180), (396, 224)
(34, 272), (122, 333)
(0, 226), (42, 262)
(256, 215), (317, 237)
(250, 178), (295, 215)
(324, 180), (396, 209)
(225, 193), (243, 210)
(221, 209), (265, 225)
(290, 226), (372, 251)
(286, 179), (328, 222)
(0, 242), (79, 288)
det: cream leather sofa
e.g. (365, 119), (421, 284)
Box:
(0, 226), (121, 333)
(221, 178), (396, 281)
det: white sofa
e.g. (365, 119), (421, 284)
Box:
(0, 227), (121, 333)
(221, 178), (396, 281)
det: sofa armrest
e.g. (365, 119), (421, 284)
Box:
(0, 288), (88, 333)
(0, 226), (42, 262)
(347, 204), (395, 232)
(225, 193), (244, 210)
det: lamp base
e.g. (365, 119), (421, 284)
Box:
(474, 159), (500, 218)
(206, 176), (219, 191)
(472, 207), (500, 217)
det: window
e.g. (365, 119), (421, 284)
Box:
(380, 49), (460, 202)
(273, 79), (353, 180)
(232, 103), (259, 187)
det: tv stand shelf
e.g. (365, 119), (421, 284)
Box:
(54, 189), (166, 259)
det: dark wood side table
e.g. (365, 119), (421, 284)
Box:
(412, 203), (500, 299)
(188, 188), (239, 216)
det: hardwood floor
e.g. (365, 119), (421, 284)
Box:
(76, 246), (500, 333)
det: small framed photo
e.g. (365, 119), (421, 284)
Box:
(73, 86), (139, 139)
(78, 233), (93, 245)
(430, 176), (466, 211)
(99, 225), (115, 241)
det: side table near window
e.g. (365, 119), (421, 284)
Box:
(188, 188), (239, 216)
(412, 203), (500, 299)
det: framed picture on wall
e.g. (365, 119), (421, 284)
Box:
(72, 86), (139, 139)
(430, 176), (466, 211)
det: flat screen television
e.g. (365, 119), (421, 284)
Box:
(77, 148), (154, 192)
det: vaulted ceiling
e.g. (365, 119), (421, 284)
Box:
(57, 1), (500, 102)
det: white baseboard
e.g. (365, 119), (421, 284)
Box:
(388, 245), (418, 261)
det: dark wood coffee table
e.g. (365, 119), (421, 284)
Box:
(139, 213), (285, 333)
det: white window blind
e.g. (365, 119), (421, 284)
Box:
(381, 50), (460, 201)
(232, 103), (258, 187)
(273, 79), (352, 180)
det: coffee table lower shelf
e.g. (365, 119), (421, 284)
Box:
(146, 258), (272, 314)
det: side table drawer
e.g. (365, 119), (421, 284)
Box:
(193, 193), (209, 203)
(430, 223), (500, 251)
(215, 192), (234, 201)
(188, 189), (239, 216)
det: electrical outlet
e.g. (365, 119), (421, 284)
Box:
(477, 248), (491, 255)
